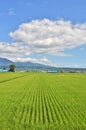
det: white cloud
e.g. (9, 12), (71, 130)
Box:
(0, 42), (31, 61)
(16, 56), (55, 66)
(9, 19), (86, 56)
(1, 18), (86, 65)
(0, 41), (55, 66)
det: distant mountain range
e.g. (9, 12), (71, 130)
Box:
(0, 57), (53, 71)
(0, 57), (86, 72)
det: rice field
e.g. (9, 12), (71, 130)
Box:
(0, 72), (86, 130)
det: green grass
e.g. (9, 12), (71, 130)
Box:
(0, 72), (86, 130)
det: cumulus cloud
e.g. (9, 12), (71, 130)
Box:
(1, 18), (86, 65)
(16, 56), (54, 66)
(10, 19), (86, 56)
(0, 42), (31, 61)
(0, 42), (53, 66)
(0, 42), (53, 65)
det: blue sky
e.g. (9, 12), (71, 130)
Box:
(0, 0), (86, 67)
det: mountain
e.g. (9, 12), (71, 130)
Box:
(0, 57), (52, 71)
(15, 61), (52, 71)
(0, 57), (86, 72)
(0, 57), (14, 67)
(0, 57), (12, 63)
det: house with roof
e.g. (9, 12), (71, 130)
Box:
(47, 70), (58, 73)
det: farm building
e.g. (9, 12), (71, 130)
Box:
(0, 69), (8, 72)
(47, 70), (58, 73)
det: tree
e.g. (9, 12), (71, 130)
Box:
(9, 64), (15, 72)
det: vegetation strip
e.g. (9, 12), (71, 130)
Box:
(0, 75), (27, 84)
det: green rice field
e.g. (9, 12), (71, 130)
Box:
(0, 72), (86, 130)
